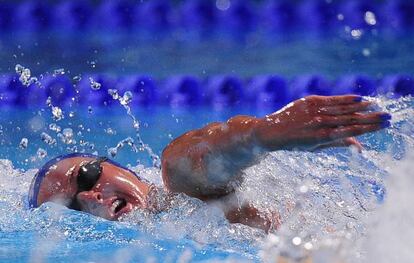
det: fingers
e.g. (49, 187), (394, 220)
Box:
(316, 112), (391, 127)
(319, 101), (372, 115)
(307, 94), (364, 106)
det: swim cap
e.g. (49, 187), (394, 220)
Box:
(28, 153), (145, 208)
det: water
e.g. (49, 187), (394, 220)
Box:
(0, 95), (413, 262)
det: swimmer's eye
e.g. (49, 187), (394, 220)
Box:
(68, 157), (107, 210)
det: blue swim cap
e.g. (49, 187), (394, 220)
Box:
(28, 153), (145, 208)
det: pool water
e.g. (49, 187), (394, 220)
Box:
(0, 94), (413, 262)
(1, 33), (413, 78)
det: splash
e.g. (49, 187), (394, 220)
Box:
(108, 88), (161, 168)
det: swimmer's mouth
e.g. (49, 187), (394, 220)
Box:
(112, 198), (127, 215)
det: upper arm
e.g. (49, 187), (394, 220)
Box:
(161, 116), (262, 200)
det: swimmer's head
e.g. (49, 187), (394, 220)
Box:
(28, 153), (154, 220)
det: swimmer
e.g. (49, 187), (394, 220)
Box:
(29, 95), (391, 232)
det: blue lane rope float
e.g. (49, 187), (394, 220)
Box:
(246, 75), (288, 108)
(163, 75), (203, 106)
(2, 0), (414, 33)
(135, 0), (173, 32)
(289, 75), (332, 100)
(95, 0), (136, 30)
(0, 73), (413, 108)
(334, 75), (377, 96)
(207, 75), (245, 107)
(381, 75), (414, 97)
(53, 0), (93, 31)
(16, 0), (51, 31)
(179, 0), (217, 31)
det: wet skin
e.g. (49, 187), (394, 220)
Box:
(36, 95), (391, 231)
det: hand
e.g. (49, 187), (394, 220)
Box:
(254, 95), (391, 151)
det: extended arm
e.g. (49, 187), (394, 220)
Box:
(162, 95), (389, 199)
(161, 95), (390, 230)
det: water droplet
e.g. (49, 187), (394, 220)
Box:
(88, 106), (93, 114)
(351, 29), (363, 40)
(69, 111), (75, 118)
(105, 128), (116, 135)
(304, 242), (313, 250)
(133, 121), (140, 129)
(120, 91), (133, 106)
(37, 148), (47, 159)
(292, 237), (302, 246)
(49, 123), (61, 133)
(89, 77), (101, 90)
(46, 97), (52, 107)
(364, 11), (376, 26)
(108, 89), (119, 100)
(51, 106), (64, 121)
(362, 48), (371, 57)
(58, 128), (74, 144)
(216, 0), (230, 11)
(15, 64), (40, 86)
(53, 68), (65, 76)
(108, 147), (117, 157)
(40, 132), (56, 145)
(73, 75), (82, 82)
(19, 138), (28, 149)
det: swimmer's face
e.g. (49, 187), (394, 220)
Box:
(36, 157), (153, 220)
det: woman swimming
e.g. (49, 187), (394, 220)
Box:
(28, 95), (391, 232)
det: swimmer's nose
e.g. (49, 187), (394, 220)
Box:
(77, 191), (104, 204)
